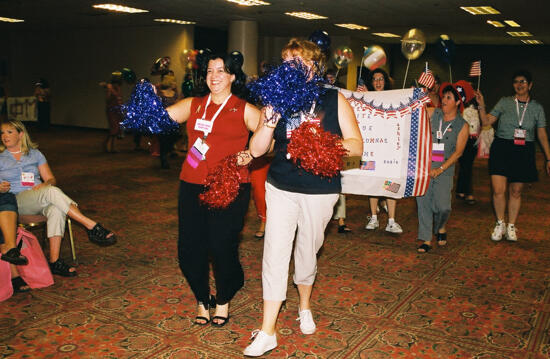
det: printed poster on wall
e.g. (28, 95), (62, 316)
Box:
(7, 97), (37, 122)
(340, 87), (432, 198)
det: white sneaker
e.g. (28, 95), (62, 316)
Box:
(365, 217), (379, 230)
(491, 221), (506, 241)
(243, 330), (277, 357)
(297, 309), (316, 334)
(505, 224), (518, 241)
(385, 222), (403, 234)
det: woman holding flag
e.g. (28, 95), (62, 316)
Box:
(477, 70), (550, 242)
(417, 83), (468, 253)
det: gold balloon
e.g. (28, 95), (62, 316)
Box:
(401, 28), (426, 60)
(333, 46), (354, 69)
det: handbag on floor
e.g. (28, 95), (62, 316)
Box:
(0, 259), (14, 302)
(16, 228), (54, 289)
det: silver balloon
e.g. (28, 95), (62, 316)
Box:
(333, 46), (353, 69)
(401, 28), (426, 60)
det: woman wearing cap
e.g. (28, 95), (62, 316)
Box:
(358, 68), (404, 234)
(417, 83), (468, 253)
(243, 38), (362, 357)
(455, 80), (481, 204)
(477, 70), (550, 242)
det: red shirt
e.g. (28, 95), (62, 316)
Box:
(179, 95), (250, 184)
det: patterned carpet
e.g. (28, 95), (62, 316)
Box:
(1, 126), (549, 359)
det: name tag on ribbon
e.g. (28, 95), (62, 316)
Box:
(186, 138), (209, 169)
(513, 128), (526, 146)
(21, 172), (35, 187)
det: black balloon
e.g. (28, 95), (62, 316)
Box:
(437, 37), (455, 64)
(151, 56), (171, 75)
(121, 68), (136, 84)
(230, 51), (244, 67)
(308, 30), (331, 52)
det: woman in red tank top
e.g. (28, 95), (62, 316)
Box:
(166, 54), (260, 327)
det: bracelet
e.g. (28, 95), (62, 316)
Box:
(439, 166), (445, 171)
(264, 122), (277, 129)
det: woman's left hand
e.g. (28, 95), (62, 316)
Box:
(429, 167), (444, 178)
(236, 150), (253, 166)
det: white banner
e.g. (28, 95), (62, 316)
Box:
(340, 87), (432, 198)
(7, 97), (37, 122)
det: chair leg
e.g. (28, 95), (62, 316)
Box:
(67, 218), (77, 265)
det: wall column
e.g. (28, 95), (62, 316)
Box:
(228, 20), (258, 77)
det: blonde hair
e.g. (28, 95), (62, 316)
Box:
(0, 119), (38, 155)
(281, 38), (326, 75)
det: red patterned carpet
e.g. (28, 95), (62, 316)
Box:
(1, 126), (550, 359)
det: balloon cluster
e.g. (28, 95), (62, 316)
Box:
(120, 80), (180, 134)
(151, 56), (171, 75)
(247, 59), (326, 118)
(199, 154), (242, 209)
(287, 122), (348, 178)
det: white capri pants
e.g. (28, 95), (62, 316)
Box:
(262, 182), (339, 301)
(16, 185), (76, 238)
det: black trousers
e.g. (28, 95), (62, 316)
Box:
(456, 137), (478, 195)
(37, 102), (50, 130)
(177, 180), (251, 305)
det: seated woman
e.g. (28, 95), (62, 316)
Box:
(0, 119), (116, 277)
(0, 192), (30, 292)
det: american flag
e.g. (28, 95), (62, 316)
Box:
(418, 70), (435, 89)
(404, 90), (432, 197)
(469, 60), (481, 77)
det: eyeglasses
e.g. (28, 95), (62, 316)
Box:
(513, 79), (528, 84)
(372, 78), (385, 82)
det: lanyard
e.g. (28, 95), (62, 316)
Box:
(437, 118), (453, 141)
(200, 93), (232, 139)
(514, 97), (529, 128)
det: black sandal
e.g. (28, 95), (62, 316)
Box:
(1, 247), (28, 265)
(338, 225), (352, 234)
(211, 315), (230, 327)
(49, 259), (77, 277)
(12, 276), (31, 293)
(195, 295), (216, 325)
(437, 233), (447, 246)
(417, 243), (432, 253)
(87, 223), (116, 246)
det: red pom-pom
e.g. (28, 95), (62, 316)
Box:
(287, 121), (348, 177)
(199, 154), (241, 209)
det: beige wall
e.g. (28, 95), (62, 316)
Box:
(2, 25), (193, 128)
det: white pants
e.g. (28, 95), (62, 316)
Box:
(16, 186), (75, 238)
(262, 182), (338, 301)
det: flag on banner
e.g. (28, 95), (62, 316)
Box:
(418, 70), (435, 89)
(469, 60), (481, 77)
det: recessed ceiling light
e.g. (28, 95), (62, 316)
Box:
(521, 39), (543, 44)
(372, 32), (400, 38)
(487, 20), (504, 27)
(504, 20), (521, 27)
(440, 34), (450, 40)
(225, 0), (270, 5)
(93, 4), (148, 13)
(335, 24), (369, 30)
(154, 18), (195, 25)
(460, 6), (500, 15)
(507, 31), (533, 37)
(0, 16), (24, 23)
(284, 12), (327, 20)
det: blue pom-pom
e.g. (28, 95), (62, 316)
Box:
(121, 80), (180, 134)
(247, 60), (326, 118)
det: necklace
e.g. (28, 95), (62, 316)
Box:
(8, 150), (21, 154)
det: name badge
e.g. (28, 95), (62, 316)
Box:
(513, 128), (526, 145)
(195, 119), (213, 134)
(432, 143), (445, 162)
(436, 130), (443, 140)
(21, 172), (35, 187)
(186, 138), (210, 169)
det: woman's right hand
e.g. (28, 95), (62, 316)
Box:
(262, 105), (281, 128)
(475, 90), (485, 108)
(0, 181), (10, 193)
(356, 84), (368, 92)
